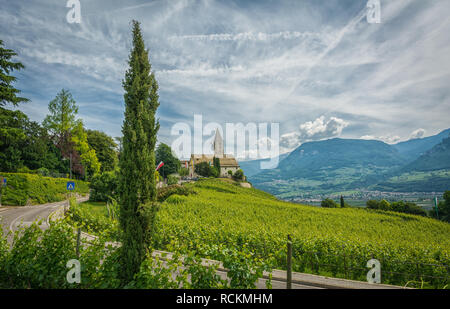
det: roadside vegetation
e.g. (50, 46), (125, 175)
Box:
(0, 173), (89, 206)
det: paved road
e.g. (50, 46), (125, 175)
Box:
(0, 196), (89, 243)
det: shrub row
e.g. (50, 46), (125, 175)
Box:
(157, 184), (196, 202)
(0, 220), (272, 289)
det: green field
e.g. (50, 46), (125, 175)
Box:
(77, 201), (110, 217)
(154, 179), (450, 287)
(74, 179), (450, 288)
(372, 169), (450, 192)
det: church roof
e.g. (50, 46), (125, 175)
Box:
(190, 154), (239, 167)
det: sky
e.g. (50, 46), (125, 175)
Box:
(1, 0), (449, 158)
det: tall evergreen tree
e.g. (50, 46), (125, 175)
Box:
(0, 40), (29, 107)
(118, 20), (160, 283)
(43, 89), (85, 177)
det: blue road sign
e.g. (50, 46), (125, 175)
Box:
(67, 181), (75, 191)
(2, 178), (5, 186)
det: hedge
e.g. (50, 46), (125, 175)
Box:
(0, 173), (89, 206)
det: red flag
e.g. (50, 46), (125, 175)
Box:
(156, 161), (164, 171)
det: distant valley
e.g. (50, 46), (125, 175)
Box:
(240, 129), (450, 201)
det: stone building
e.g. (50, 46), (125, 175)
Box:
(188, 129), (240, 177)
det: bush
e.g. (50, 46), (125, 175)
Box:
(232, 169), (244, 181)
(367, 199), (427, 217)
(366, 200), (379, 209)
(0, 217), (270, 289)
(194, 162), (218, 178)
(89, 171), (118, 202)
(157, 184), (196, 202)
(0, 220), (119, 289)
(179, 167), (189, 177)
(379, 199), (391, 211)
(0, 172), (89, 206)
(67, 198), (119, 239)
(391, 201), (427, 217)
(167, 175), (179, 186)
(16, 166), (34, 174)
(37, 167), (50, 176)
(321, 198), (338, 208)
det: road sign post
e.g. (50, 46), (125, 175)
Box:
(66, 181), (75, 214)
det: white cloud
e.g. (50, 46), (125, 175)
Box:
(1, 0), (449, 144)
(409, 128), (426, 140)
(360, 135), (401, 144)
(280, 116), (349, 151)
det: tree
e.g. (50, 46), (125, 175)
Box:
(379, 199), (391, 211)
(194, 161), (215, 177)
(321, 198), (338, 208)
(87, 129), (118, 172)
(118, 20), (160, 283)
(233, 169), (244, 181)
(433, 191), (450, 222)
(0, 40), (29, 107)
(0, 107), (66, 173)
(71, 120), (101, 180)
(155, 143), (180, 178)
(42, 89), (81, 176)
(213, 157), (221, 176)
(391, 201), (427, 217)
(42, 89), (78, 142)
(366, 200), (379, 209)
(340, 195), (345, 208)
(89, 170), (118, 202)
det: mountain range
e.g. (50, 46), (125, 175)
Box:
(241, 128), (450, 199)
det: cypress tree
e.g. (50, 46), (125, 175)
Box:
(340, 195), (345, 208)
(118, 20), (160, 283)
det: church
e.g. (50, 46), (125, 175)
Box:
(188, 129), (240, 178)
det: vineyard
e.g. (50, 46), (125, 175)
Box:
(152, 179), (450, 288)
(68, 178), (450, 288)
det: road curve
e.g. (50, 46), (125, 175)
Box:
(0, 196), (89, 243)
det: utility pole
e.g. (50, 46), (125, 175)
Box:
(70, 153), (72, 179)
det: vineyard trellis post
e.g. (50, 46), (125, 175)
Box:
(342, 245), (348, 279)
(76, 227), (81, 259)
(287, 234), (292, 289)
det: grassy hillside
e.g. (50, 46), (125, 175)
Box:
(0, 173), (89, 206)
(153, 179), (450, 287)
(373, 138), (450, 192)
(403, 137), (450, 172)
